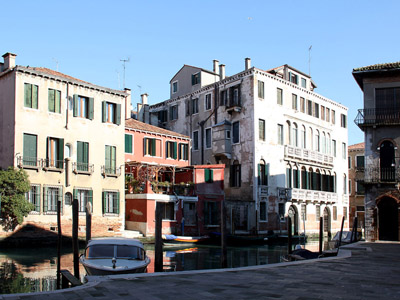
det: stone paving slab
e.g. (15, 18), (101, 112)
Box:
(1, 242), (400, 300)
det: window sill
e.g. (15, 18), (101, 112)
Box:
(19, 165), (40, 171)
(44, 211), (57, 215)
(29, 211), (40, 215)
(43, 167), (64, 173)
(103, 213), (119, 217)
(103, 173), (119, 178)
(162, 219), (176, 222)
(74, 170), (93, 175)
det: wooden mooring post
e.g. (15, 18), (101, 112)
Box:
(338, 216), (345, 248)
(351, 216), (358, 242)
(287, 217), (292, 254)
(72, 197), (79, 279)
(220, 198), (227, 268)
(57, 199), (62, 289)
(154, 202), (163, 272)
(86, 201), (92, 245)
(319, 216), (323, 255)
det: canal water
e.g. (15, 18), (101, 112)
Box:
(0, 240), (320, 294)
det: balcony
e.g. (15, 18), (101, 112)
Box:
(212, 120), (232, 159)
(72, 162), (94, 175)
(291, 188), (338, 203)
(101, 165), (121, 177)
(360, 167), (400, 184)
(355, 108), (400, 128)
(43, 159), (64, 172)
(17, 156), (41, 170)
(284, 145), (333, 167)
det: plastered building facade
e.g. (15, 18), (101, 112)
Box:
(149, 58), (349, 236)
(0, 53), (131, 237)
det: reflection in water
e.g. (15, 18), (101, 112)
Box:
(0, 241), (322, 295)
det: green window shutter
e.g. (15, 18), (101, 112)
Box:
(73, 95), (78, 117)
(143, 138), (147, 155)
(178, 143), (181, 160)
(210, 169), (214, 182)
(105, 145), (111, 170)
(116, 104), (121, 125)
(24, 83), (31, 107)
(265, 164), (269, 186)
(83, 142), (89, 164)
(58, 138), (64, 169)
(48, 89), (55, 112)
(205, 169), (210, 183)
(32, 85), (38, 109)
(23, 134), (37, 164)
(102, 101), (107, 123)
(43, 187), (48, 212)
(125, 134), (132, 153)
(191, 74), (195, 85)
(55, 90), (61, 113)
(88, 190), (93, 211)
(258, 164), (261, 185)
(165, 141), (169, 158)
(151, 139), (156, 156)
(173, 142), (177, 159)
(77, 142), (83, 165)
(88, 97), (94, 120)
(116, 192), (120, 214)
(102, 191), (106, 214)
(46, 137), (50, 167)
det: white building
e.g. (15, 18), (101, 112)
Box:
(148, 58), (349, 236)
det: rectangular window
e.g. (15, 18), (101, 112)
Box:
(332, 140), (337, 157)
(144, 138), (157, 156)
(259, 119), (265, 141)
(204, 201), (218, 225)
(300, 97), (305, 113)
(43, 186), (62, 213)
(301, 78), (307, 88)
(277, 124), (284, 145)
(230, 163), (241, 187)
(333, 206), (337, 220)
(341, 114), (347, 128)
(307, 100), (313, 116)
(105, 145), (116, 174)
(205, 94), (212, 110)
(232, 88), (240, 106)
(24, 83), (38, 109)
(232, 121), (240, 144)
(25, 184), (40, 212)
(349, 180), (352, 194)
(356, 181), (365, 194)
(193, 131), (199, 151)
(23, 133), (38, 167)
(179, 143), (189, 160)
(260, 202), (267, 221)
(332, 110), (336, 124)
(277, 88), (283, 105)
(46, 137), (64, 169)
(342, 143), (347, 159)
(289, 72), (298, 84)
(356, 156), (365, 168)
(314, 103), (319, 118)
(292, 94), (298, 110)
(166, 141), (177, 159)
(192, 98), (199, 114)
(348, 157), (352, 168)
(258, 163), (268, 186)
(125, 134), (133, 154)
(326, 108), (330, 122)
(321, 105), (325, 120)
(205, 128), (212, 149)
(48, 89), (61, 113)
(191, 72), (200, 85)
(158, 202), (175, 220)
(316, 205), (320, 221)
(172, 81), (178, 94)
(77, 141), (89, 172)
(258, 80), (265, 99)
(158, 110), (168, 123)
(102, 101), (121, 124)
(301, 204), (307, 221)
(74, 189), (93, 213)
(205, 168), (214, 183)
(169, 105), (178, 120)
(103, 191), (120, 214)
(375, 87), (400, 109)
(74, 95), (94, 120)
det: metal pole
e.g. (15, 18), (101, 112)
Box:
(221, 193), (227, 268)
(72, 197), (79, 279)
(319, 216), (323, 254)
(155, 202), (163, 272)
(57, 199), (62, 289)
(338, 216), (345, 248)
(86, 201), (92, 246)
(288, 217), (292, 254)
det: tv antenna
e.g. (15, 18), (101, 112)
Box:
(52, 58), (59, 72)
(120, 57), (130, 89)
(308, 45), (312, 76)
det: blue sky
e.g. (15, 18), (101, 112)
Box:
(2, 0), (400, 145)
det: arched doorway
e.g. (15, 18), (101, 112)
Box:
(380, 141), (395, 182)
(378, 197), (399, 241)
(323, 207), (331, 238)
(288, 205), (299, 235)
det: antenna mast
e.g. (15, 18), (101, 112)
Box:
(308, 45), (312, 76)
(120, 58), (130, 89)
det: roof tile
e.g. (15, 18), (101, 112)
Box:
(125, 118), (189, 139)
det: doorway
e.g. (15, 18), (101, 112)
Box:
(288, 205), (299, 235)
(378, 197), (399, 241)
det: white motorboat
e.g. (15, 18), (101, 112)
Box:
(80, 238), (150, 275)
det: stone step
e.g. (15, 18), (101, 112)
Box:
(121, 230), (144, 239)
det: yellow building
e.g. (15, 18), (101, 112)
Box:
(0, 52), (131, 237)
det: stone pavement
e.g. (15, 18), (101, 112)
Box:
(2, 242), (400, 300)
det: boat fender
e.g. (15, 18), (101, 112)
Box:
(112, 257), (117, 269)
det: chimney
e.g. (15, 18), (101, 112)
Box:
(124, 88), (132, 120)
(213, 60), (219, 73)
(219, 64), (226, 80)
(141, 93), (148, 105)
(245, 58), (251, 70)
(2, 52), (17, 70)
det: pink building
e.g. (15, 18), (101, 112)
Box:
(124, 118), (224, 236)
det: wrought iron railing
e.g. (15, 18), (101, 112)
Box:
(361, 167), (400, 183)
(355, 108), (400, 127)
(101, 165), (121, 177)
(72, 162), (94, 174)
(284, 145), (334, 166)
(43, 158), (64, 170)
(17, 156), (41, 168)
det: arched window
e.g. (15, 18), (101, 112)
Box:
(292, 123), (298, 147)
(322, 132), (326, 154)
(301, 166), (308, 189)
(293, 165), (300, 188)
(343, 173), (347, 194)
(379, 140), (395, 182)
(315, 130), (320, 152)
(309, 167), (314, 190)
(309, 127), (313, 150)
(327, 133), (331, 155)
(258, 159), (268, 186)
(286, 163), (292, 188)
(286, 121), (291, 145)
(301, 125), (306, 149)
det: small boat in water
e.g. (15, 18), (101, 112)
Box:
(80, 238), (150, 275)
(162, 234), (210, 246)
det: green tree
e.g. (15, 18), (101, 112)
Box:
(0, 167), (33, 231)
